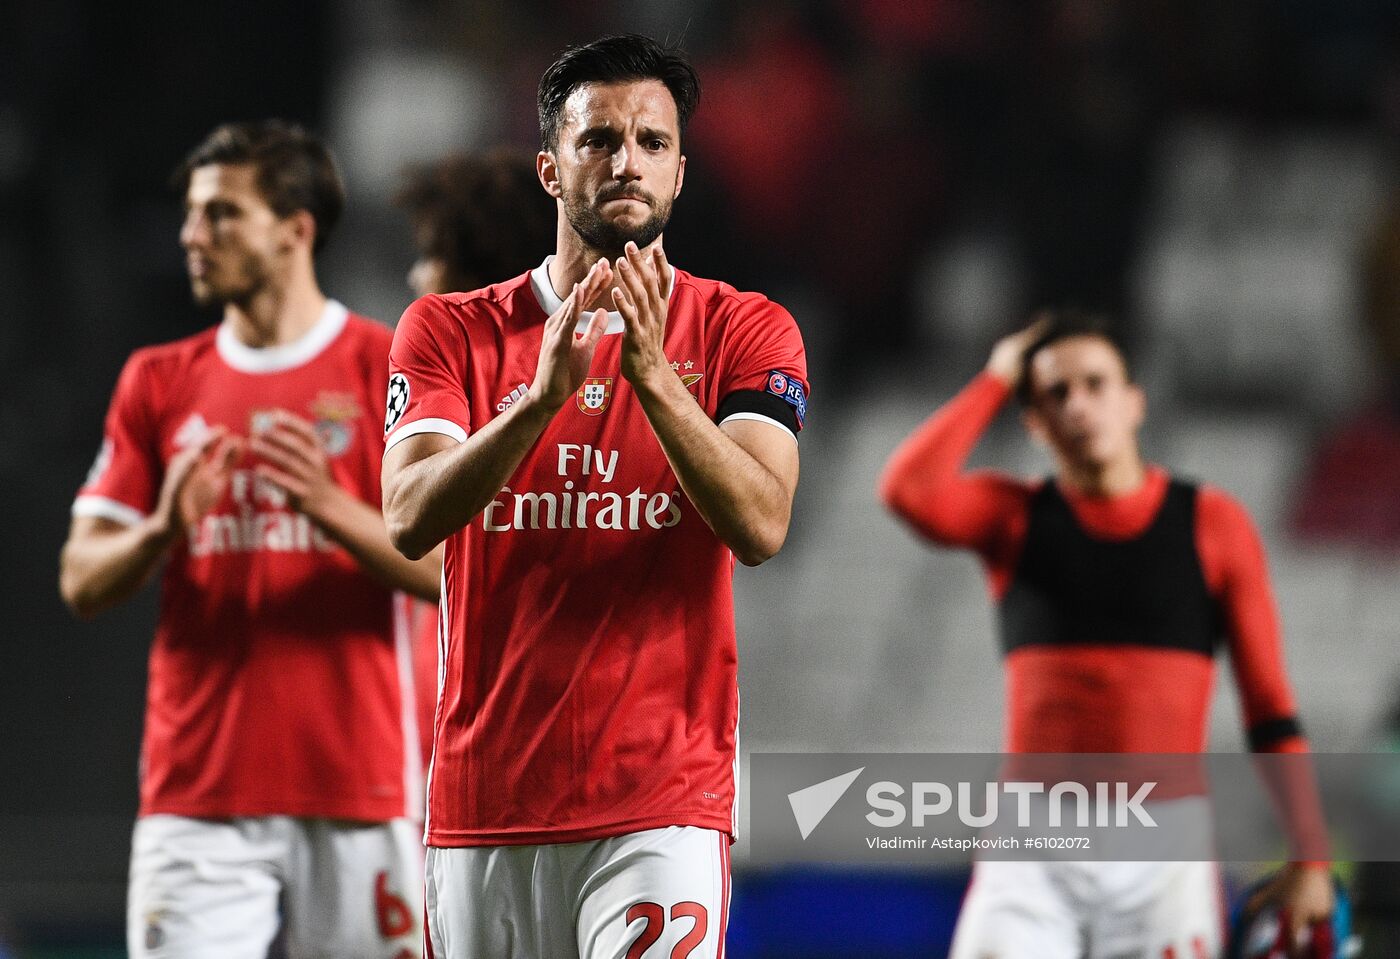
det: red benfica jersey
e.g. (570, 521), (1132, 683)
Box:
(74, 302), (421, 821)
(386, 260), (809, 846)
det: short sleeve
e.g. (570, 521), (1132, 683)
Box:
(385, 295), (472, 453)
(73, 353), (160, 525)
(713, 299), (810, 439)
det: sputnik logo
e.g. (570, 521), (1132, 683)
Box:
(787, 767), (864, 840)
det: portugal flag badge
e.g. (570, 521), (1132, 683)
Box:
(577, 377), (612, 416)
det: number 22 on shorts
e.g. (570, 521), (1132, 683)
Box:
(625, 901), (708, 959)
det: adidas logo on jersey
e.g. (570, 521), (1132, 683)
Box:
(173, 413), (212, 450)
(496, 383), (530, 413)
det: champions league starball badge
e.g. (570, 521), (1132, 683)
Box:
(385, 374), (410, 433)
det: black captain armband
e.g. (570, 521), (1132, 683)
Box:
(1248, 716), (1304, 751)
(716, 390), (801, 436)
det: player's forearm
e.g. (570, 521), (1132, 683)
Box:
(384, 396), (556, 559)
(1253, 745), (1332, 864)
(879, 371), (1009, 509)
(877, 371), (1013, 546)
(304, 487), (441, 601)
(59, 519), (174, 619)
(632, 371), (792, 566)
(1219, 537), (1330, 860)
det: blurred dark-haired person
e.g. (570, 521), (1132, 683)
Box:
(381, 34), (809, 959)
(392, 149), (557, 775)
(395, 149), (557, 297)
(879, 314), (1333, 958)
(59, 120), (437, 958)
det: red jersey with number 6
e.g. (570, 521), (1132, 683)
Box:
(73, 302), (422, 822)
(386, 259), (809, 846)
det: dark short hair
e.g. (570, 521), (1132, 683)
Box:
(173, 120), (345, 254)
(1018, 309), (1133, 404)
(394, 150), (556, 291)
(537, 34), (700, 151)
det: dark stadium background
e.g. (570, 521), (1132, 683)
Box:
(5, 1), (1400, 955)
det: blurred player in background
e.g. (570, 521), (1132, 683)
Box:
(396, 149), (557, 298)
(381, 34), (809, 959)
(880, 312), (1333, 958)
(393, 150), (557, 772)
(59, 120), (436, 958)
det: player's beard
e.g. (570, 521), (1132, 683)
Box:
(189, 248), (273, 308)
(562, 181), (673, 259)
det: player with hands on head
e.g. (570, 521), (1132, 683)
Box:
(60, 120), (435, 959)
(880, 311), (1333, 959)
(381, 33), (810, 959)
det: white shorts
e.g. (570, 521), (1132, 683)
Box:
(425, 825), (731, 959)
(128, 814), (423, 959)
(949, 859), (1225, 959)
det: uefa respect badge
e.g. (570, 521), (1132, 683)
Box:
(764, 370), (806, 427)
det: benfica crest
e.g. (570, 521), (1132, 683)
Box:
(309, 391), (362, 457)
(577, 377), (612, 416)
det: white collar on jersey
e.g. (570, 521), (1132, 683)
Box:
(215, 299), (349, 374)
(529, 256), (676, 336)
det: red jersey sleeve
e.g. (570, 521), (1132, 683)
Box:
(878, 372), (1032, 584)
(1196, 486), (1307, 751)
(713, 297), (810, 437)
(73, 352), (161, 525)
(1197, 486), (1330, 863)
(385, 295), (472, 453)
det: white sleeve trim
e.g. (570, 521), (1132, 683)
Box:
(385, 417), (469, 453)
(72, 495), (146, 526)
(718, 411), (799, 444)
